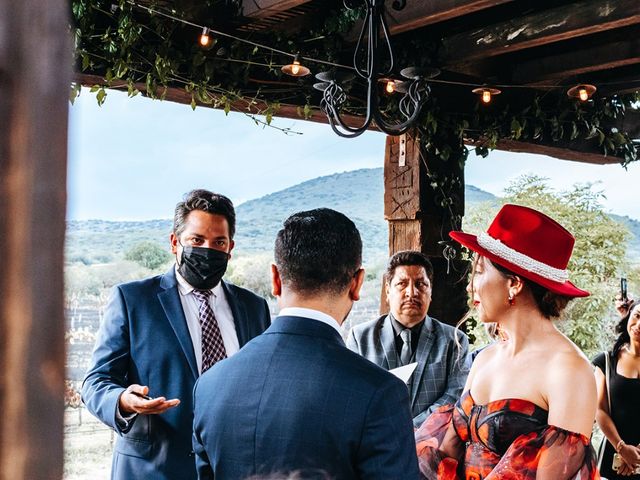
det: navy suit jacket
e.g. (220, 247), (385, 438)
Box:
(192, 315), (420, 480)
(81, 267), (270, 480)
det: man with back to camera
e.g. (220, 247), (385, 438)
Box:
(347, 250), (471, 428)
(192, 208), (419, 480)
(81, 189), (271, 480)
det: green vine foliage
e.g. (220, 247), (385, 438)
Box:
(71, 1), (639, 164)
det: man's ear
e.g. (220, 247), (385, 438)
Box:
(227, 239), (235, 258)
(349, 268), (366, 302)
(270, 264), (282, 297)
(170, 232), (178, 255)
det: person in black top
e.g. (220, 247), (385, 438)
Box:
(593, 300), (640, 479)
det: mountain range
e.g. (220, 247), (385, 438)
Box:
(66, 168), (640, 264)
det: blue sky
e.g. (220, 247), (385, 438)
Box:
(68, 88), (640, 221)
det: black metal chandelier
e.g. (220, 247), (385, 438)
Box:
(314, 0), (436, 138)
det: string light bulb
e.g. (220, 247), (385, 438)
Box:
(378, 78), (397, 94)
(472, 87), (501, 104)
(198, 27), (218, 50)
(281, 53), (310, 77)
(567, 84), (596, 101)
(385, 80), (395, 94)
(199, 27), (211, 47)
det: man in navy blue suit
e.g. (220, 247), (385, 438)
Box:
(82, 189), (271, 480)
(192, 208), (419, 480)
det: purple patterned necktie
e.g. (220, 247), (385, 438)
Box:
(192, 289), (227, 373)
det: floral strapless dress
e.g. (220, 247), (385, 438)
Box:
(415, 391), (599, 480)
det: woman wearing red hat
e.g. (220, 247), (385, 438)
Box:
(415, 204), (599, 480)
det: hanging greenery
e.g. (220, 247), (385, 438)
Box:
(71, 0), (639, 168)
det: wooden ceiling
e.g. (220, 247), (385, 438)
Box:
(79, 0), (640, 164)
(239, 0), (640, 164)
(240, 0), (640, 92)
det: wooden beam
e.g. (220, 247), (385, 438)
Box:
(382, 133), (469, 326)
(242, 0), (312, 19)
(1, 0), (69, 478)
(384, 0), (515, 35)
(487, 139), (621, 165)
(513, 38), (640, 83)
(77, 73), (635, 165)
(441, 0), (640, 64)
(77, 73), (373, 131)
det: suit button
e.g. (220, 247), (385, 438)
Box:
(188, 451), (195, 457)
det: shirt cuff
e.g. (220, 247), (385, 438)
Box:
(115, 399), (137, 432)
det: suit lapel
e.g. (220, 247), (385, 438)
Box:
(158, 268), (199, 379)
(410, 316), (435, 409)
(380, 316), (398, 370)
(222, 281), (248, 346)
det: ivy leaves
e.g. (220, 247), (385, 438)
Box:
(70, 0), (639, 166)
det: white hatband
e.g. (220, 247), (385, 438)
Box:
(477, 232), (569, 283)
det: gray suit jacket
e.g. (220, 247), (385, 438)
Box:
(346, 314), (471, 427)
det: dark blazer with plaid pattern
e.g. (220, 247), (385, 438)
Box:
(347, 314), (471, 428)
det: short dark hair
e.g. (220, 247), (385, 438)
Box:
(173, 189), (236, 239)
(385, 251), (434, 284)
(274, 208), (362, 295)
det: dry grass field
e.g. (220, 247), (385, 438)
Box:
(64, 408), (112, 480)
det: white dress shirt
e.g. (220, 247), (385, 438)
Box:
(278, 307), (342, 336)
(175, 266), (240, 374)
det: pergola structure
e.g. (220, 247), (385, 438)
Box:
(71, 0), (640, 326)
(1, 0), (639, 477)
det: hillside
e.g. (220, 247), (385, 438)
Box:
(611, 214), (640, 259)
(235, 168), (386, 258)
(65, 167), (639, 263)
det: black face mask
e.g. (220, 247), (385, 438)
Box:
(177, 244), (229, 290)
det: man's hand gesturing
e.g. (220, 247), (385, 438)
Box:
(119, 384), (180, 415)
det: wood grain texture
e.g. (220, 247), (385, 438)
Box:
(442, 0), (640, 63)
(0, 0), (69, 478)
(242, 0), (313, 18)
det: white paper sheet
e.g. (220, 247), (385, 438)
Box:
(389, 362), (418, 384)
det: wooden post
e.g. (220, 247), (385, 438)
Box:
(383, 132), (469, 327)
(0, 0), (69, 478)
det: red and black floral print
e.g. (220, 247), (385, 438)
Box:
(416, 391), (600, 480)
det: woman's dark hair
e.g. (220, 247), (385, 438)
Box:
(489, 259), (572, 319)
(612, 300), (639, 357)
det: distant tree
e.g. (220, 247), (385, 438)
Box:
(226, 253), (274, 299)
(463, 175), (630, 356)
(125, 241), (171, 270)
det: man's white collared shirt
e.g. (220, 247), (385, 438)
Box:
(278, 307), (342, 336)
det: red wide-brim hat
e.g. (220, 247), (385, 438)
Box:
(450, 204), (589, 298)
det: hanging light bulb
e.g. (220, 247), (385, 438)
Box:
(281, 53), (310, 77)
(567, 84), (596, 101)
(579, 88), (589, 101)
(472, 87), (501, 104)
(378, 78), (397, 94)
(386, 80), (396, 94)
(199, 27), (212, 48)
